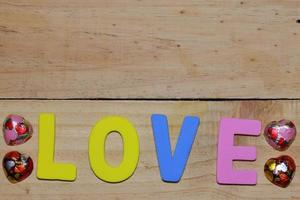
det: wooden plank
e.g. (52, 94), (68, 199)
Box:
(0, 100), (299, 199)
(0, 1), (300, 98)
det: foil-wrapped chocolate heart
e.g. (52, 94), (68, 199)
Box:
(2, 151), (33, 183)
(3, 115), (33, 146)
(264, 119), (296, 151)
(264, 155), (296, 188)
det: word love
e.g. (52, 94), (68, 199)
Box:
(2, 114), (297, 187)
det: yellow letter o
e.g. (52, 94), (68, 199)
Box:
(89, 116), (139, 183)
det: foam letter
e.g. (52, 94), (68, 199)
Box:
(37, 113), (77, 181)
(89, 116), (139, 183)
(151, 114), (200, 183)
(217, 118), (261, 185)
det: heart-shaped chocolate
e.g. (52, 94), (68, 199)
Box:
(264, 119), (296, 151)
(2, 151), (33, 183)
(3, 115), (33, 146)
(264, 155), (296, 188)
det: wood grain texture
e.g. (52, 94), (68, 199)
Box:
(0, 100), (299, 200)
(0, 0), (300, 98)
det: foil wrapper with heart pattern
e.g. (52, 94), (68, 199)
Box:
(264, 119), (296, 151)
(3, 151), (33, 183)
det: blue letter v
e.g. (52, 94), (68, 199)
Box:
(151, 114), (200, 183)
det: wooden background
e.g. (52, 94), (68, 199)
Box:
(1, 0), (300, 199)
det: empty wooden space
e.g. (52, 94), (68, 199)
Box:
(0, 0), (300, 99)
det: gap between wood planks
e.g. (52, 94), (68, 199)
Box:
(0, 97), (298, 101)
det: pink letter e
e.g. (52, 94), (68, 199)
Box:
(217, 118), (261, 185)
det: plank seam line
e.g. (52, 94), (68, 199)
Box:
(0, 98), (298, 101)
